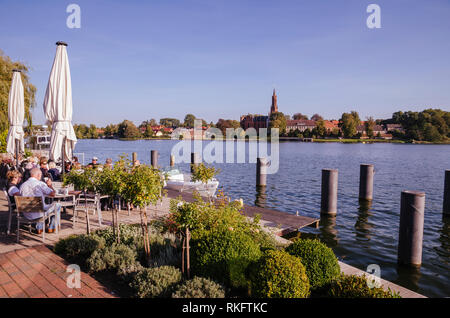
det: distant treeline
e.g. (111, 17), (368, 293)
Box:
(73, 109), (450, 142)
(386, 109), (449, 142)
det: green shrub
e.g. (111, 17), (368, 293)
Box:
(172, 277), (225, 298)
(285, 239), (340, 289)
(191, 229), (262, 289)
(130, 266), (182, 298)
(94, 224), (142, 246)
(94, 224), (181, 268)
(248, 249), (310, 298)
(324, 274), (401, 298)
(147, 228), (181, 268)
(320, 274), (401, 298)
(54, 234), (105, 268)
(87, 244), (139, 277)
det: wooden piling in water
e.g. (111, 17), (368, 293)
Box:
(321, 169), (338, 216)
(359, 164), (374, 201)
(170, 155), (175, 167)
(398, 190), (425, 267)
(191, 153), (201, 172)
(151, 150), (158, 168)
(256, 157), (268, 187)
(132, 152), (137, 164)
(444, 170), (450, 216)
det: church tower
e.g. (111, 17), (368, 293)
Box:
(270, 89), (278, 115)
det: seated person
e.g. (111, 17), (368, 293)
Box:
(48, 161), (61, 181)
(87, 157), (101, 169)
(39, 157), (53, 182)
(6, 170), (22, 208)
(64, 161), (72, 174)
(19, 168), (61, 234)
(104, 158), (113, 169)
(22, 162), (34, 182)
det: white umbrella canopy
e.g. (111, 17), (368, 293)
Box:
(43, 42), (77, 163)
(6, 70), (25, 157)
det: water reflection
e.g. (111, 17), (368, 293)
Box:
(319, 215), (339, 248)
(255, 186), (267, 208)
(355, 199), (374, 242)
(438, 215), (450, 257)
(396, 265), (422, 293)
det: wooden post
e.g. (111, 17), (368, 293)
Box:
(170, 155), (175, 167)
(256, 157), (268, 187)
(398, 191), (425, 267)
(444, 170), (450, 216)
(151, 150), (158, 168)
(132, 152), (137, 164)
(359, 164), (374, 201)
(321, 169), (338, 216)
(191, 152), (200, 173)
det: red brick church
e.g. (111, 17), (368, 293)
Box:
(240, 89), (278, 130)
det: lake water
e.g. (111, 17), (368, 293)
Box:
(75, 139), (450, 297)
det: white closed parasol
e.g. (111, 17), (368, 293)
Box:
(43, 41), (77, 164)
(6, 70), (25, 165)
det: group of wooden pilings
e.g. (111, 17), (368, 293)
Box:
(256, 158), (450, 268)
(131, 150), (168, 169)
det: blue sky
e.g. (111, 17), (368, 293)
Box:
(1, 0), (449, 126)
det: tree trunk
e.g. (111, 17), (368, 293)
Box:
(186, 227), (190, 279)
(140, 207), (151, 265)
(115, 208), (121, 244)
(111, 198), (116, 237)
(181, 235), (185, 276)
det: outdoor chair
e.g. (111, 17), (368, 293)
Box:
(2, 189), (14, 235)
(73, 193), (103, 229)
(14, 196), (59, 243)
(49, 182), (76, 214)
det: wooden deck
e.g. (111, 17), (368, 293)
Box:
(165, 189), (320, 236)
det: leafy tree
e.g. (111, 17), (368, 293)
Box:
(118, 120), (141, 139)
(104, 124), (118, 138)
(391, 109), (449, 141)
(0, 50), (37, 132)
(315, 120), (326, 138)
(269, 112), (287, 135)
(215, 119), (241, 135)
(88, 124), (98, 139)
(365, 117), (376, 138)
(340, 112), (360, 138)
(184, 114), (196, 128)
(144, 124), (154, 138)
(311, 114), (323, 121)
(160, 118), (181, 127)
(293, 113), (308, 120)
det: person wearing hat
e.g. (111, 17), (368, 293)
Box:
(87, 156), (101, 169)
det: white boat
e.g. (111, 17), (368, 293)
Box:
(163, 168), (219, 197)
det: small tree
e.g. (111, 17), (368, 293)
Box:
(96, 155), (130, 243)
(119, 163), (165, 265)
(63, 167), (100, 234)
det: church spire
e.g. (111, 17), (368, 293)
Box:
(270, 89), (278, 114)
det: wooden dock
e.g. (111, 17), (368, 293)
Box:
(165, 189), (320, 236)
